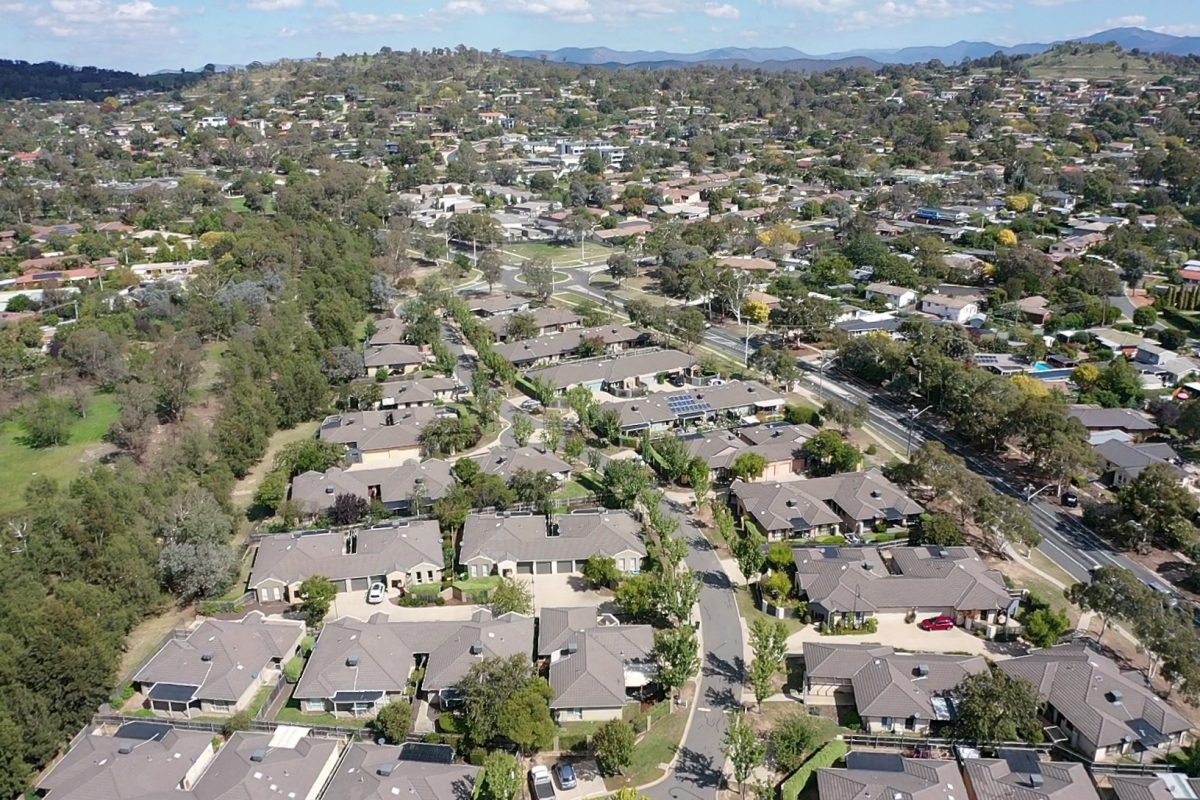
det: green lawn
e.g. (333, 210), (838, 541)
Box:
(553, 479), (593, 500)
(274, 697), (370, 728)
(735, 584), (807, 635)
(0, 393), (120, 514)
(504, 241), (609, 265)
(604, 704), (690, 790)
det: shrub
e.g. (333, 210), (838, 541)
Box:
(593, 719), (636, 775)
(780, 741), (849, 800)
(283, 657), (304, 684)
(819, 617), (878, 636)
(222, 711), (252, 737)
(466, 746), (488, 766)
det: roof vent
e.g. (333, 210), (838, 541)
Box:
(325, 486), (335, 494)
(1106, 690), (1123, 704)
(565, 641), (579, 654)
(785, 499), (796, 508)
(936, 548), (949, 558)
(870, 490), (881, 498)
(201, 652), (214, 662)
(1029, 774), (1044, 789)
(469, 642), (483, 655)
(118, 744), (135, 755)
(862, 562), (873, 570)
(631, 405), (639, 411)
(377, 763), (397, 777)
(346, 655), (360, 667)
(250, 749), (268, 763)
(915, 664), (929, 677)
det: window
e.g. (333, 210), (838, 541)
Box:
(470, 564), (478, 578)
(882, 717), (893, 728)
(414, 571), (423, 584)
(305, 699), (325, 712)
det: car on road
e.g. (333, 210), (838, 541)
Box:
(1062, 491), (1078, 508)
(366, 582), (387, 604)
(529, 765), (555, 800)
(554, 763), (577, 790)
(918, 614), (956, 631)
(519, 399), (543, 413)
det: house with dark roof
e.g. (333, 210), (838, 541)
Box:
(538, 608), (655, 721)
(963, 750), (1100, 800)
(997, 643), (1193, 761)
(600, 380), (786, 435)
(473, 446), (573, 483)
(295, 610), (534, 717)
(323, 744), (479, 800)
(464, 294), (530, 317)
(1110, 773), (1200, 800)
(816, 752), (963, 800)
(1066, 405), (1158, 440)
(363, 344), (430, 377)
(289, 460), (455, 517)
(1093, 440), (1185, 487)
(730, 469), (924, 540)
(793, 546), (1019, 628)
(494, 324), (644, 367)
(459, 511), (646, 578)
(484, 306), (581, 340)
(680, 423), (816, 482)
(376, 376), (461, 409)
(133, 612), (305, 718)
(319, 406), (445, 464)
(248, 521), (444, 604)
(524, 348), (697, 395)
(802, 643), (987, 734)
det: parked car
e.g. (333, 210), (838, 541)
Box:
(918, 615), (956, 631)
(529, 765), (555, 800)
(520, 399), (543, 413)
(554, 762), (577, 790)
(1062, 491), (1078, 508)
(366, 582), (387, 604)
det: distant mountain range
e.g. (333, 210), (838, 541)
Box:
(508, 26), (1200, 70)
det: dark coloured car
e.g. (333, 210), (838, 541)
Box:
(555, 762), (577, 790)
(1062, 491), (1078, 508)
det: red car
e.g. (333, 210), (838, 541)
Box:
(918, 615), (956, 631)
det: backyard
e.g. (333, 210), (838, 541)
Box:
(0, 392), (120, 515)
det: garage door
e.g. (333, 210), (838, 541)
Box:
(556, 560), (574, 573)
(535, 561), (553, 575)
(574, 560), (588, 572)
(349, 577), (370, 591)
(517, 562), (534, 575)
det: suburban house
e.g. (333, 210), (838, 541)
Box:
(248, 521), (445, 603)
(484, 306), (582, 340)
(963, 750), (1101, 800)
(474, 446), (573, 484)
(465, 294), (530, 317)
(680, 423), (816, 482)
(601, 380), (786, 435)
(363, 344), (429, 377)
(538, 607), (656, 721)
(38, 725), (341, 800)
(323, 744), (479, 800)
(368, 317), (408, 346)
(865, 282), (919, 309)
(495, 324), (644, 368)
(377, 376), (460, 409)
(1067, 405), (1159, 442)
(802, 642), (987, 734)
(319, 406), (444, 463)
(730, 469), (924, 540)
(1110, 773), (1200, 800)
(792, 546), (1019, 628)
(1093, 440), (1185, 487)
(920, 294), (980, 324)
(525, 348), (698, 395)
(817, 752), (964, 800)
(289, 460), (455, 516)
(998, 643), (1193, 761)
(294, 610), (534, 717)
(133, 612), (305, 718)
(459, 510), (646, 577)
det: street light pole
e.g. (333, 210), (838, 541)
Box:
(906, 405), (933, 459)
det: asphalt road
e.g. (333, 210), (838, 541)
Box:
(645, 500), (745, 800)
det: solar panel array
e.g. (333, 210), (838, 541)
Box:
(667, 395), (712, 416)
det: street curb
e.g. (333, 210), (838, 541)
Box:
(632, 614), (705, 794)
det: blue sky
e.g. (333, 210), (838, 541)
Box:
(1, 0), (1197, 72)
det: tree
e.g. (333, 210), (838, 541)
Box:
(729, 452), (768, 482)
(688, 458), (711, 505)
(1115, 462), (1198, 552)
(657, 571), (700, 626)
(543, 411), (564, 453)
(951, 668), (1042, 745)
(602, 459), (653, 509)
(1065, 566), (1151, 642)
(491, 576), (533, 615)
(593, 720), (636, 775)
(822, 399), (868, 435)
(422, 416), (483, 456)
(908, 513), (964, 547)
(479, 249), (503, 293)
(298, 576), (336, 625)
(672, 307), (708, 352)
(606, 253), (637, 285)
(520, 257), (555, 302)
(973, 494), (1040, 554)
(732, 524), (767, 579)
(616, 574), (660, 623)
(474, 751), (521, 800)
(372, 700), (413, 744)
(497, 684), (555, 754)
(107, 380), (158, 460)
(158, 541), (237, 600)
(723, 712), (766, 796)
(505, 312), (538, 341)
(582, 555), (621, 588)
(769, 713), (820, 773)
(459, 655), (543, 746)
(331, 492), (369, 525)
(149, 333), (203, 422)
(802, 430), (862, 477)
(744, 299), (770, 325)
(509, 468), (557, 514)
(649, 435), (694, 484)
(1023, 607), (1071, 649)
(512, 412), (534, 447)
(750, 345), (800, 387)
(748, 619), (788, 709)
(19, 395), (74, 448)
(654, 626), (699, 699)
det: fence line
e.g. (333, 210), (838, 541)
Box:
(91, 713), (369, 740)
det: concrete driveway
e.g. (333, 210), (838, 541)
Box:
(539, 759), (606, 800)
(787, 613), (1004, 658)
(328, 587), (486, 622)
(528, 574), (614, 612)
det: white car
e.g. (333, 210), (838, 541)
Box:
(366, 582), (387, 604)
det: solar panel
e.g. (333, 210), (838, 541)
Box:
(398, 742), (456, 764)
(147, 683), (199, 702)
(332, 690), (384, 702)
(115, 721), (173, 741)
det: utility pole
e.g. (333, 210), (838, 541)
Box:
(906, 405), (933, 459)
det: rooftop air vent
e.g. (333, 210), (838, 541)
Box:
(870, 490), (881, 498)
(785, 499), (797, 508)
(118, 744), (135, 755)
(469, 642), (483, 655)
(1029, 775), (1044, 789)
(346, 656), (360, 667)
(565, 641), (579, 654)
(250, 749), (268, 763)
(1107, 690), (1124, 704)
(863, 562), (873, 570)
(377, 763), (397, 777)
(325, 486), (335, 494)
(915, 664), (929, 677)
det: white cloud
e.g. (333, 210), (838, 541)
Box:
(1027, 0), (1080, 6)
(247, 0), (303, 10)
(775, 0), (861, 11)
(1153, 24), (1200, 36)
(704, 2), (740, 18)
(328, 9), (407, 31)
(1103, 15), (1146, 28)
(835, 0), (1005, 31)
(445, 0), (485, 14)
(30, 0), (182, 39)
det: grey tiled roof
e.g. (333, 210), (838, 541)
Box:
(188, 732), (339, 800)
(1066, 405), (1158, 432)
(319, 406), (442, 451)
(997, 643), (1192, 750)
(324, 744), (479, 800)
(805, 643), (986, 721)
(494, 324), (642, 364)
(538, 607), (604, 656)
(793, 546), (1012, 615)
(546, 624), (654, 710)
(249, 521), (444, 588)
(964, 750), (1100, 800)
(733, 468), (923, 534)
(1109, 775), (1200, 800)
(290, 460), (455, 515)
(731, 479), (841, 533)
(474, 446), (573, 481)
(364, 343), (428, 369)
(38, 726), (215, 800)
(816, 753), (963, 800)
(460, 511), (646, 565)
(134, 612), (304, 702)
(484, 306), (581, 338)
(525, 348), (697, 390)
(422, 610), (536, 691)
(601, 380), (786, 430)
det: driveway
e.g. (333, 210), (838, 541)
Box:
(328, 588), (486, 622)
(528, 574), (614, 612)
(536, 759), (606, 800)
(787, 613), (1007, 658)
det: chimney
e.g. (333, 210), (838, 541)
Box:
(785, 499), (796, 507)
(385, 411), (395, 426)
(870, 490), (881, 498)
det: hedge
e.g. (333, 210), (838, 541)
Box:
(779, 740), (848, 800)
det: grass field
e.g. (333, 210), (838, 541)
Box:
(1025, 47), (1172, 80)
(275, 696), (370, 728)
(504, 241), (609, 265)
(604, 703), (690, 790)
(735, 584), (807, 635)
(0, 393), (120, 514)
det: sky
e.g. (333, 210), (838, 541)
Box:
(0, 0), (1198, 73)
